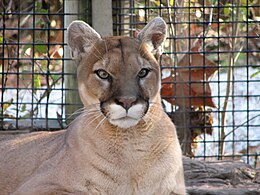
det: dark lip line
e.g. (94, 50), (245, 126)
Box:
(110, 116), (139, 121)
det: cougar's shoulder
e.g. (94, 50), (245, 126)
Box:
(0, 130), (66, 194)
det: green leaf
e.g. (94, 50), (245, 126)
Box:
(35, 1), (42, 9)
(34, 1), (48, 17)
(38, 9), (48, 14)
(250, 70), (260, 78)
(22, 44), (32, 55)
(50, 74), (60, 83)
(212, 0), (218, 4)
(35, 44), (48, 53)
(0, 36), (3, 43)
(224, 3), (232, 17)
(3, 98), (13, 111)
(21, 113), (31, 119)
(239, 7), (247, 21)
(241, 0), (254, 5)
(153, 1), (160, 6)
(21, 104), (27, 112)
(33, 74), (41, 93)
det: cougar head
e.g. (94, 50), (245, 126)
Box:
(67, 17), (167, 129)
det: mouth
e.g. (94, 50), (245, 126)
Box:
(101, 101), (148, 129)
(109, 116), (140, 128)
(112, 115), (138, 121)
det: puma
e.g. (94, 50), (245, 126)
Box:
(0, 17), (185, 194)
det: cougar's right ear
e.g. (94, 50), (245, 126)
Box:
(67, 20), (101, 60)
(137, 17), (167, 55)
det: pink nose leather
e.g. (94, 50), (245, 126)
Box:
(115, 96), (137, 110)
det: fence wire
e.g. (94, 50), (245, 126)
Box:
(0, 0), (90, 130)
(113, 0), (260, 166)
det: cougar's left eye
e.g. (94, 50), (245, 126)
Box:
(95, 69), (110, 79)
(138, 68), (150, 78)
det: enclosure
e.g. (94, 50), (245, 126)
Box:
(1, 0), (259, 175)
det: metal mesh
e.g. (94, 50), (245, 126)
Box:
(113, 0), (260, 166)
(0, 0), (90, 130)
(1, 0), (259, 166)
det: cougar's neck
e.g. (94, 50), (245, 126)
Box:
(67, 96), (165, 144)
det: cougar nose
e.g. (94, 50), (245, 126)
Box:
(115, 96), (137, 111)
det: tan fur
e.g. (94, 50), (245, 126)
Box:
(0, 17), (185, 195)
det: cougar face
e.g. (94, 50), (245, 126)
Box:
(77, 37), (160, 128)
(67, 18), (167, 129)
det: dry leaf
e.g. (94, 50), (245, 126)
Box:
(161, 40), (218, 107)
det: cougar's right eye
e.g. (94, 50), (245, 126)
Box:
(138, 68), (150, 78)
(95, 69), (109, 79)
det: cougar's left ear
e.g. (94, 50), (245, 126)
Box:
(137, 17), (167, 55)
(67, 20), (101, 60)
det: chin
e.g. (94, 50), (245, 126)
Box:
(109, 117), (140, 129)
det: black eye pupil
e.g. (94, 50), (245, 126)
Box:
(138, 68), (149, 78)
(96, 69), (109, 79)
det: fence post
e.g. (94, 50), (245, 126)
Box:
(113, 0), (132, 36)
(64, 0), (112, 123)
(64, 0), (82, 122)
(92, 0), (113, 36)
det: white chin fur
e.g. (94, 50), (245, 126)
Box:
(107, 103), (145, 129)
(109, 117), (139, 129)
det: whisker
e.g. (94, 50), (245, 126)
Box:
(67, 103), (101, 119)
(66, 107), (86, 120)
(92, 51), (103, 61)
(83, 103), (101, 110)
(67, 103), (102, 127)
(104, 39), (108, 53)
(67, 116), (81, 127)
(149, 101), (162, 107)
(143, 115), (161, 128)
(145, 112), (161, 121)
(81, 109), (100, 118)
(84, 113), (103, 126)
(84, 38), (105, 61)
(94, 116), (107, 131)
(68, 112), (100, 128)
